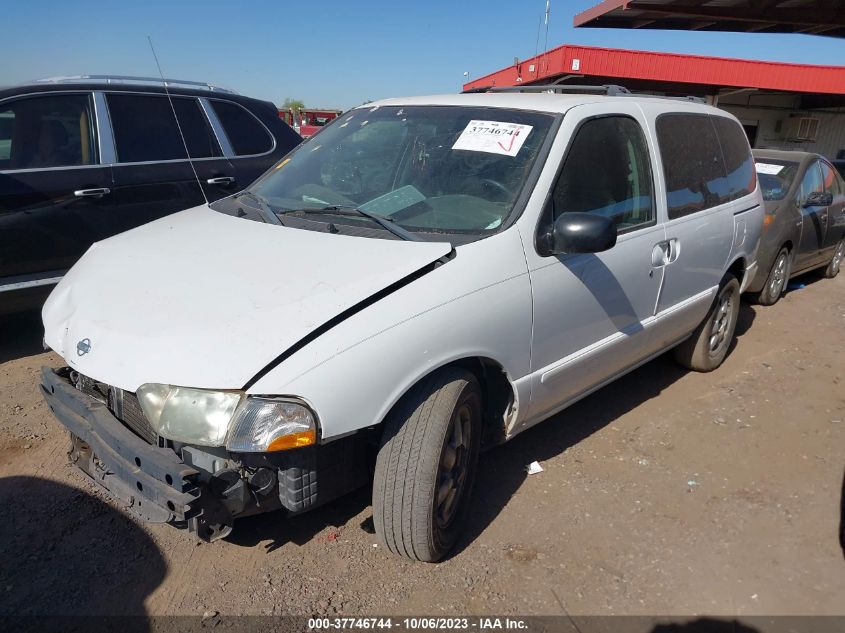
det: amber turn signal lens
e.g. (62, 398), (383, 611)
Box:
(763, 214), (775, 227)
(266, 429), (317, 451)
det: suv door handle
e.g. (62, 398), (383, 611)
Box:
(74, 188), (111, 198)
(206, 176), (236, 186)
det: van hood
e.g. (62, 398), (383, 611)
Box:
(42, 205), (452, 392)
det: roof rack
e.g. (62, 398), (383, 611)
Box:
(462, 84), (631, 96)
(31, 75), (238, 94)
(463, 84), (708, 104)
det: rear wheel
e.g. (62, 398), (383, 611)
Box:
(373, 367), (482, 562)
(822, 238), (844, 279)
(756, 248), (790, 306)
(674, 274), (741, 372)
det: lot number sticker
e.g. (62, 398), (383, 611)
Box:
(452, 120), (533, 157)
(755, 162), (785, 175)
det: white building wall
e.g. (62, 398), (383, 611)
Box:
(718, 92), (845, 160)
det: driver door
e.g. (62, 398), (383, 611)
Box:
(795, 159), (828, 270)
(524, 105), (666, 422)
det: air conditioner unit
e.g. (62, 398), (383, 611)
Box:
(780, 117), (820, 142)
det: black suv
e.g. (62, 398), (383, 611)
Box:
(0, 76), (301, 314)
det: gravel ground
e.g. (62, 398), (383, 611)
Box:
(1, 272), (843, 623)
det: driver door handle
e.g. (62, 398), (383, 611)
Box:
(207, 176), (236, 186)
(74, 188), (111, 198)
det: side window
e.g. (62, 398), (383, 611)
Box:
(210, 100), (273, 156)
(551, 115), (655, 231)
(657, 113), (729, 220)
(821, 161), (840, 197)
(711, 115), (756, 201)
(0, 93), (97, 170)
(799, 161), (824, 204)
(107, 94), (221, 163)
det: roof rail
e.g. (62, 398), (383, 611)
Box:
(462, 84), (631, 96)
(31, 75), (238, 94)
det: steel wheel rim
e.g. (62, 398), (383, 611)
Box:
(708, 287), (734, 355)
(435, 404), (472, 529)
(769, 253), (788, 296)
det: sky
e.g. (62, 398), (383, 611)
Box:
(2, 0), (844, 110)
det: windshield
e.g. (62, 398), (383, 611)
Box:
(248, 105), (556, 239)
(755, 159), (799, 201)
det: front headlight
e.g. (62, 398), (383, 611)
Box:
(136, 384), (317, 451)
(137, 384), (243, 446)
(226, 398), (316, 452)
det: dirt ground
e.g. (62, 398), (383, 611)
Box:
(1, 272), (843, 622)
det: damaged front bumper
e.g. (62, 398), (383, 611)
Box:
(40, 367), (370, 542)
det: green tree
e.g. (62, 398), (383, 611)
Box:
(281, 98), (305, 115)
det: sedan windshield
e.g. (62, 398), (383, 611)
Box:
(248, 105), (556, 238)
(755, 159), (799, 201)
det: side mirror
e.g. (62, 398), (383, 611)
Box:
(541, 212), (617, 256)
(803, 191), (833, 208)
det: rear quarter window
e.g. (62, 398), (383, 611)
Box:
(210, 100), (273, 156)
(711, 115), (756, 202)
(657, 113), (730, 220)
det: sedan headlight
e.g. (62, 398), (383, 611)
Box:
(136, 384), (316, 451)
(137, 384), (243, 446)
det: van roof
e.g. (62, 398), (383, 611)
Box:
(363, 92), (728, 116)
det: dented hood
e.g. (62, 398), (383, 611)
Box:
(42, 205), (451, 391)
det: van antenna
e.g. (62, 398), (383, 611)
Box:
(147, 36), (208, 205)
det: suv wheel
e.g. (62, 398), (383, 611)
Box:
(373, 367), (481, 562)
(674, 273), (741, 372)
(756, 247), (790, 306)
(822, 238), (844, 279)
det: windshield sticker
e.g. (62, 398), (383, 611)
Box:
(452, 120), (533, 157)
(360, 185), (426, 216)
(755, 162), (785, 175)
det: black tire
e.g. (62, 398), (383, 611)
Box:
(373, 367), (482, 562)
(674, 274), (741, 372)
(755, 247), (790, 306)
(822, 238), (844, 279)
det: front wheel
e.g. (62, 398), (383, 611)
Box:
(822, 238), (844, 279)
(674, 274), (741, 372)
(373, 367), (482, 562)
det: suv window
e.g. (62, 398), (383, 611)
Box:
(657, 113), (729, 220)
(0, 93), (97, 170)
(107, 94), (221, 163)
(711, 116), (756, 201)
(821, 160), (840, 197)
(551, 115), (655, 231)
(799, 161), (824, 204)
(210, 100), (273, 155)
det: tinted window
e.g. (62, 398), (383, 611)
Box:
(107, 94), (221, 162)
(712, 116), (756, 200)
(210, 100), (273, 155)
(657, 113), (729, 220)
(799, 161), (824, 204)
(821, 161), (840, 196)
(552, 116), (654, 231)
(0, 93), (96, 170)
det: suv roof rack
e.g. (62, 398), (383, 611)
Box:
(462, 84), (631, 96)
(30, 75), (238, 94)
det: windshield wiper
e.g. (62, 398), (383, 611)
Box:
(235, 191), (282, 226)
(286, 205), (421, 241)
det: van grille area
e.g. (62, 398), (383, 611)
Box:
(72, 372), (157, 444)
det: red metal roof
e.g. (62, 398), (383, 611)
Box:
(463, 44), (845, 96)
(574, 0), (845, 38)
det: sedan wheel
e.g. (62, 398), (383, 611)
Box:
(758, 248), (790, 306)
(823, 239), (845, 279)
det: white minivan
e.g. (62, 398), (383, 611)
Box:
(41, 87), (763, 561)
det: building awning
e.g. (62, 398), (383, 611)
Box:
(463, 44), (845, 102)
(574, 0), (845, 38)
